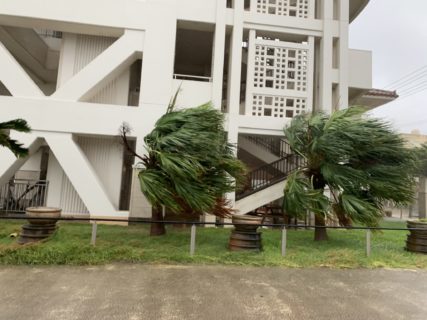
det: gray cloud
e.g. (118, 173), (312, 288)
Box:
(349, 0), (427, 133)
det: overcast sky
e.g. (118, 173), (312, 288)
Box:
(349, 0), (427, 134)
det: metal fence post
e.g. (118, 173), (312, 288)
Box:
(366, 229), (371, 257)
(190, 224), (196, 256)
(91, 222), (97, 246)
(281, 227), (287, 256)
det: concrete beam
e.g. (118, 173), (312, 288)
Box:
(45, 132), (117, 216)
(0, 26), (57, 83)
(0, 41), (44, 97)
(52, 30), (144, 102)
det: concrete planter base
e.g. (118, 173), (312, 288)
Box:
(406, 221), (427, 254)
(18, 207), (61, 244)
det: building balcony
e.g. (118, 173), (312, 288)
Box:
(172, 77), (213, 109)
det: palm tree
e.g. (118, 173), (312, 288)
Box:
(121, 103), (246, 236)
(415, 143), (427, 176)
(283, 107), (416, 241)
(414, 143), (427, 219)
(0, 119), (31, 157)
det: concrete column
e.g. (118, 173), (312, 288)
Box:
(227, 0), (244, 119)
(212, 0), (227, 109)
(306, 36), (315, 112)
(139, 5), (177, 107)
(226, 0), (244, 207)
(46, 150), (64, 208)
(205, 0), (226, 227)
(250, 0), (257, 13)
(308, 0), (316, 19)
(338, 0), (349, 109)
(56, 33), (77, 88)
(319, 0), (334, 113)
(245, 29), (256, 116)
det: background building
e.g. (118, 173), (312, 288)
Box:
(0, 0), (394, 219)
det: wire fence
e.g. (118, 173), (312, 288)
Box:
(1, 215), (423, 258)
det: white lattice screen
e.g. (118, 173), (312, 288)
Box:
(246, 36), (311, 119)
(256, 0), (310, 18)
(253, 45), (308, 92)
(252, 95), (306, 118)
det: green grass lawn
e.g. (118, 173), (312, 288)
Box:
(0, 219), (426, 268)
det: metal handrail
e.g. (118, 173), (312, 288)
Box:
(0, 215), (423, 231)
(0, 215), (417, 257)
(245, 136), (292, 158)
(0, 180), (49, 213)
(236, 154), (305, 200)
(173, 74), (213, 82)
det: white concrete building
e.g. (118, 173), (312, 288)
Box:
(0, 0), (395, 219)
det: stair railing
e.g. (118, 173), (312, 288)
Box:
(236, 154), (305, 200)
(245, 136), (292, 158)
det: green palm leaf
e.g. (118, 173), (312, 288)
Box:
(135, 103), (246, 217)
(0, 119), (31, 157)
(284, 107), (416, 235)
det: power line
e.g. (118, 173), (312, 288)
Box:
(399, 80), (427, 95)
(393, 71), (427, 91)
(399, 81), (427, 96)
(397, 85), (427, 102)
(383, 65), (427, 88)
(382, 65), (427, 89)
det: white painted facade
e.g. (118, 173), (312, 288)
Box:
(0, 0), (380, 219)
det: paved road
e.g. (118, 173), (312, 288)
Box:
(0, 265), (426, 320)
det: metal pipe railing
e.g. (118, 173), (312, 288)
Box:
(245, 136), (292, 158)
(173, 74), (213, 82)
(0, 180), (49, 213)
(0, 215), (421, 258)
(236, 154), (305, 200)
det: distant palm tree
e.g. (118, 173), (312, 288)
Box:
(415, 143), (427, 176)
(283, 107), (416, 241)
(0, 119), (31, 157)
(121, 102), (246, 236)
(414, 143), (427, 220)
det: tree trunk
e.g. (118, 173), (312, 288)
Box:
(150, 205), (166, 236)
(314, 214), (328, 241)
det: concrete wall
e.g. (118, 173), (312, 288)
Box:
(348, 49), (372, 89)
(172, 79), (213, 108)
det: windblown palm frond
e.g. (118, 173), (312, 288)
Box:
(0, 119), (31, 157)
(283, 107), (416, 236)
(126, 103), (246, 218)
(283, 170), (330, 218)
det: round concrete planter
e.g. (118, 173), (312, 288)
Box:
(18, 207), (61, 244)
(232, 214), (263, 232)
(26, 207), (61, 225)
(229, 215), (263, 252)
(406, 220), (427, 254)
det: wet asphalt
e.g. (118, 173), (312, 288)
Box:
(0, 265), (426, 320)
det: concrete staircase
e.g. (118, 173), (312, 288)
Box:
(235, 137), (304, 214)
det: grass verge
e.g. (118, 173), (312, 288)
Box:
(0, 219), (426, 268)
